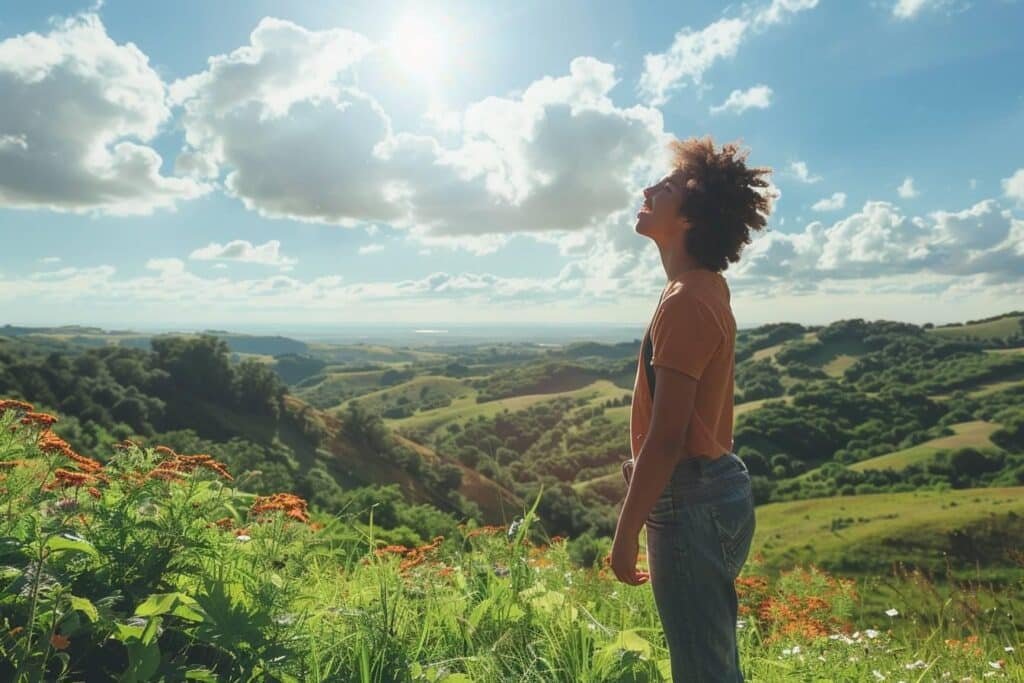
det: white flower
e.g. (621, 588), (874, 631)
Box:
(236, 534), (251, 542)
(736, 618), (746, 630)
(1005, 646), (1015, 652)
(872, 670), (886, 681)
(865, 629), (880, 639)
(989, 661), (1004, 670)
(885, 608), (899, 617)
(905, 660), (927, 670)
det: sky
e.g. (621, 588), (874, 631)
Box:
(0, 0), (1022, 332)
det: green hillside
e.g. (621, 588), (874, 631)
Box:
(850, 420), (1001, 471)
(752, 487), (1024, 575)
(927, 312), (1024, 340)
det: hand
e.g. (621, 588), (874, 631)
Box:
(609, 531), (650, 586)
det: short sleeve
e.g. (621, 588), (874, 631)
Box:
(649, 292), (723, 381)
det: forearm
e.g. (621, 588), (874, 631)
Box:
(616, 439), (684, 537)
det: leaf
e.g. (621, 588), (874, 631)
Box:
(69, 595), (99, 623)
(610, 629), (652, 658)
(122, 638), (160, 682)
(135, 592), (205, 622)
(467, 597), (493, 630)
(439, 675), (474, 683)
(45, 533), (99, 559)
(184, 669), (218, 682)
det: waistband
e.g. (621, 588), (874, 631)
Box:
(671, 451), (748, 481)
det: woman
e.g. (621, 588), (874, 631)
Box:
(610, 136), (773, 682)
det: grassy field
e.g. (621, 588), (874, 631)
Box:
(849, 420), (1001, 472)
(751, 486), (1024, 574)
(926, 314), (1023, 340)
(389, 379), (627, 439)
(333, 375), (472, 415)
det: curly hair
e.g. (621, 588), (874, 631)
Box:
(668, 136), (775, 272)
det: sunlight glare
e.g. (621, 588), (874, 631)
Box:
(388, 11), (456, 83)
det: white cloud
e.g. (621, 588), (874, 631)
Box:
(189, 239), (297, 269)
(812, 192), (847, 212)
(358, 243), (384, 255)
(0, 14), (208, 215)
(38, 256), (61, 264)
(789, 161), (822, 184)
(1002, 169), (1024, 206)
(9, 193), (1023, 320)
(892, 0), (946, 20)
(638, 0), (818, 105)
(897, 177), (918, 198)
(710, 85), (773, 115)
(732, 197), (1024, 290)
(172, 20), (667, 248)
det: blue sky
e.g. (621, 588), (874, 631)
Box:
(1, 0), (1022, 330)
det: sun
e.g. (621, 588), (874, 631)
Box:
(387, 11), (455, 82)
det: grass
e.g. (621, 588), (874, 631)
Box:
(849, 420), (1001, 472)
(389, 380), (627, 439)
(2, 402), (1022, 682)
(926, 314), (1024, 340)
(753, 486), (1024, 575)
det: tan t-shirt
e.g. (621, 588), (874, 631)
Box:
(629, 269), (736, 461)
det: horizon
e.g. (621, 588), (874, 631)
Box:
(1, 1), (1022, 327)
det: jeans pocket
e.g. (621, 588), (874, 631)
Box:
(709, 485), (756, 578)
(647, 486), (674, 524)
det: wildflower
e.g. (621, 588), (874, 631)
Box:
(0, 399), (34, 413)
(87, 487), (101, 499)
(905, 660), (927, 670)
(872, 671), (885, 681)
(1005, 646), (1015, 652)
(236, 535), (252, 542)
(507, 517), (523, 540)
(21, 412), (58, 428)
(44, 468), (99, 491)
(989, 661), (1004, 670)
(150, 452), (234, 482)
(37, 431), (103, 473)
(885, 608), (899, 617)
(49, 633), (70, 650)
(250, 493), (310, 523)
(214, 517), (234, 530)
(865, 629), (880, 639)
(465, 524), (505, 539)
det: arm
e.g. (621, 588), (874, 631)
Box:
(609, 290), (721, 585)
(609, 365), (698, 585)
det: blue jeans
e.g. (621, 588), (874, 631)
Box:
(633, 452), (756, 682)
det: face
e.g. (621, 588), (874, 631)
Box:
(634, 171), (688, 244)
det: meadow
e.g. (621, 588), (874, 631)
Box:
(1, 402), (1021, 682)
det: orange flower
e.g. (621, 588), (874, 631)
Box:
(44, 468), (99, 490)
(146, 468), (187, 482)
(149, 452), (234, 482)
(87, 487), (102, 499)
(0, 399), (35, 413)
(464, 524), (505, 539)
(21, 412), (58, 428)
(250, 493), (310, 523)
(37, 431), (103, 473)
(49, 633), (70, 650)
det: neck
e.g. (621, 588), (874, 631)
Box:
(658, 240), (708, 282)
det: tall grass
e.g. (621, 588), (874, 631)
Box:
(0, 400), (1020, 681)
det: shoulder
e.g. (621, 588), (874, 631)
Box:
(656, 286), (715, 321)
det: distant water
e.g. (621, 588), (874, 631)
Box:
(134, 322), (648, 346)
